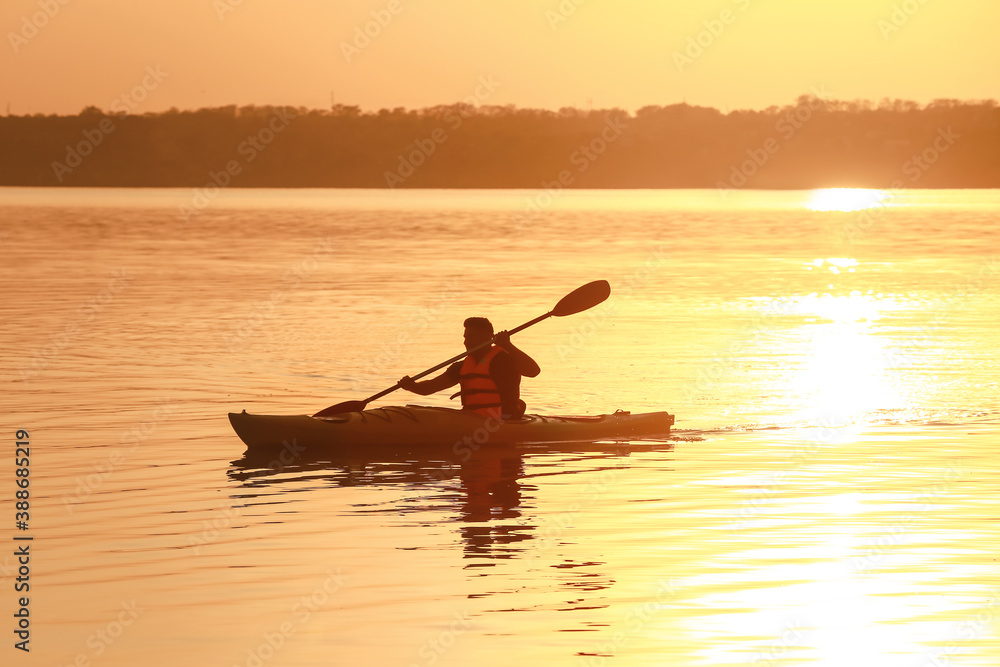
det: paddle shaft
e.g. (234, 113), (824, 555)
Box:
(359, 311), (553, 404)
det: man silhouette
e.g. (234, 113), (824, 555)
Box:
(398, 317), (540, 420)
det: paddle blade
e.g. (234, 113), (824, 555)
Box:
(313, 399), (369, 418)
(551, 280), (611, 317)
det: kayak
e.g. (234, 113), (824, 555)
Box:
(229, 405), (675, 451)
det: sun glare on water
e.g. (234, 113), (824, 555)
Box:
(755, 285), (917, 435)
(807, 188), (887, 212)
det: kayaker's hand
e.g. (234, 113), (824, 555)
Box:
(494, 330), (512, 350)
(398, 375), (417, 392)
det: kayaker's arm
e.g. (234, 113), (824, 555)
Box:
(494, 331), (540, 378)
(491, 353), (525, 419)
(398, 364), (460, 396)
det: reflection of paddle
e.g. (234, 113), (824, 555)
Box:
(313, 280), (611, 418)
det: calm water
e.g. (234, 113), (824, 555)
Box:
(2, 187), (999, 666)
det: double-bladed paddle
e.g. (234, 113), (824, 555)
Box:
(313, 280), (611, 418)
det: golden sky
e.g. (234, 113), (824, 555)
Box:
(2, 0), (997, 115)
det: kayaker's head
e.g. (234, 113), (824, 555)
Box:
(463, 317), (493, 352)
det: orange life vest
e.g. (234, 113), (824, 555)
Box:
(458, 345), (504, 419)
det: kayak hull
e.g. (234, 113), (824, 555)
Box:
(229, 405), (674, 451)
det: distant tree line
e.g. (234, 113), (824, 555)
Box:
(1, 96), (997, 188)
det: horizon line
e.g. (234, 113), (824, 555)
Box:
(4, 95), (999, 119)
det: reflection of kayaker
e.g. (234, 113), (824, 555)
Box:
(459, 448), (524, 523)
(398, 318), (540, 420)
